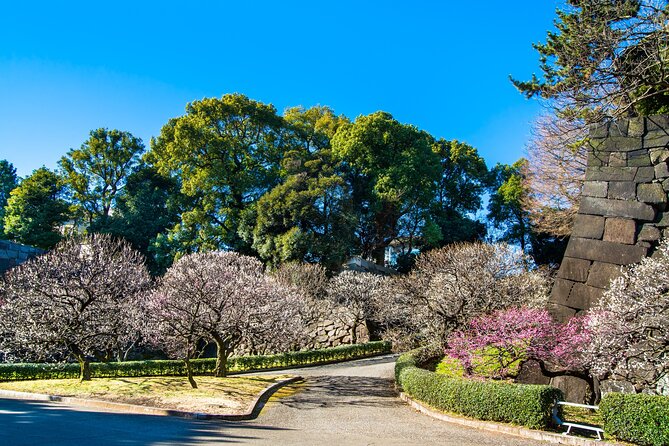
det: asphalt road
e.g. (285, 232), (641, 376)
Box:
(0, 355), (546, 445)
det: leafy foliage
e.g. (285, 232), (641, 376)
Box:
(600, 392), (669, 446)
(2, 167), (69, 249)
(395, 349), (563, 430)
(0, 159), (18, 235)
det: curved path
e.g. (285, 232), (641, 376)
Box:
(0, 355), (546, 445)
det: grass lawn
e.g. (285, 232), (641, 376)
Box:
(0, 375), (293, 415)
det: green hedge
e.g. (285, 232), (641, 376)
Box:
(600, 392), (669, 446)
(395, 349), (563, 430)
(0, 341), (392, 381)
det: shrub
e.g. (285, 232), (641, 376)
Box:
(0, 341), (391, 381)
(600, 393), (669, 446)
(396, 349), (563, 430)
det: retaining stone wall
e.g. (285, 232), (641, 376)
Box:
(0, 240), (43, 274)
(549, 115), (669, 320)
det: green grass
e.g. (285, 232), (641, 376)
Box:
(0, 375), (291, 415)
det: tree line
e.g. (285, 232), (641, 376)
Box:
(0, 94), (560, 274)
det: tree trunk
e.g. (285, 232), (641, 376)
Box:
(212, 334), (230, 378)
(184, 358), (197, 389)
(78, 358), (91, 381)
(372, 246), (385, 266)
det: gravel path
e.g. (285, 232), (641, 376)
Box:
(0, 355), (548, 445)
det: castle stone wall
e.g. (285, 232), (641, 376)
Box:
(0, 239), (43, 275)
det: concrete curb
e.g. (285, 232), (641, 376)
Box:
(0, 376), (302, 421)
(399, 393), (623, 446)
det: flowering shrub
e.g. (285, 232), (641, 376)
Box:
(445, 307), (590, 379)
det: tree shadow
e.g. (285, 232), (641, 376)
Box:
(0, 398), (291, 445)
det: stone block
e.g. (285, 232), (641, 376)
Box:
(551, 376), (592, 404)
(547, 303), (578, 323)
(637, 183), (667, 204)
(607, 181), (636, 200)
(579, 197), (655, 221)
(657, 212), (669, 227)
(638, 224), (661, 242)
(567, 283), (604, 310)
(628, 117), (646, 137)
(651, 148), (669, 164)
(601, 380), (636, 395)
(565, 237), (647, 265)
(550, 278), (575, 304)
(603, 218), (636, 244)
(643, 134), (669, 149)
(662, 178), (669, 192)
(515, 360), (551, 386)
(636, 166), (657, 182)
(655, 162), (669, 179)
(646, 115), (669, 132)
(587, 152), (605, 167)
(627, 150), (651, 167)
(586, 261), (622, 289)
(571, 214), (605, 239)
(609, 152), (627, 167)
(608, 120), (629, 137)
(557, 257), (591, 282)
(601, 136), (642, 152)
(582, 181), (608, 198)
(585, 166), (637, 182)
(589, 122), (609, 138)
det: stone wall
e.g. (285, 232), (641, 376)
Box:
(0, 239), (43, 274)
(550, 115), (669, 321)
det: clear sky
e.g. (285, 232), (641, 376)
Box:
(0, 1), (559, 178)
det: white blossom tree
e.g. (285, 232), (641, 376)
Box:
(378, 242), (550, 348)
(585, 239), (669, 393)
(0, 234), (151, 381)
(326, 270), (386, 344)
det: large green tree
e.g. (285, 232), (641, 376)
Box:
(332, 111), (441, 265)
(60, 128), (144, 227)
(3, 168), (69, 249)
(149, 94), (286, 253)
(0, 160), (19, 235)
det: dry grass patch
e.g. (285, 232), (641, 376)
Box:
(0, 375), (292, 415)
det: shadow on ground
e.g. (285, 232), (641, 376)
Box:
(0, 398), (290, 446)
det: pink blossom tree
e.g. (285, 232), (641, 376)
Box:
(0, 234), (151, 381)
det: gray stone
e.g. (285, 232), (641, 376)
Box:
(587, 151), (605, 167)
(550, 376), (592, 404)
(657, 212), (669, 227)
(565, 237), (647, 265)
(601, 136), (642, 152)
(655, 162), (669, 179)
(579, 197), (656, 221)
(609, 152), (627, 167)
(515, 360), (551, 386)
(646, 115), (669, 132)
(585, 166), (637, 182)
(567, 283), (604, 310)
(603, 218), (636, 244)
(627, 150), (651, 167)
(586, 262), (622, 289)
(601, 380), (636, 395)
(636, 166), (657, 182)
(638, 224), (661, 242)
(662, 178), (669, 192)
(547, 302), (577, 322)
(607, 181), (636, 200)
(571, 214), (605, 239)
(650, 148), (669, 164)
(589, 122), (609, 138)
(643, 134), (669, 149)
(628, 117), (646, 137)
(609, 120), (629, 137)
(637, 183), (667, 204)
(550, 278), (575, 304)
(557, 257), (591, 282)
(582, 181), (608, 198)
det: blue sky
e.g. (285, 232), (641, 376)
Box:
(0, 1), (559, 178)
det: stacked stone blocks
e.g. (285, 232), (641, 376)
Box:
(0, 240), (43, 274)
(550, 115), (669, 320)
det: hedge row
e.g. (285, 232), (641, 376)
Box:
(395, 349), (563, 430)
(0, 341), (392, 381)
(600, 392), (669, 446)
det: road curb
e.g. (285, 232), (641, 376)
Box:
(0, 376), (302, 421)
(399, 392), (623, 445)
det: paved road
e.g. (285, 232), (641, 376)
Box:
(0, 355), (546, 445)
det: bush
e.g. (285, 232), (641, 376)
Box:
(396, 349), (562, 430)
(0, 341), (391, 381)
(600, 393), (669, 446)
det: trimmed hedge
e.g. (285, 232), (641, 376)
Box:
(395, 349), (563, 430)
(600, 392), (669, 446)
(0, 341), (392, 381)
